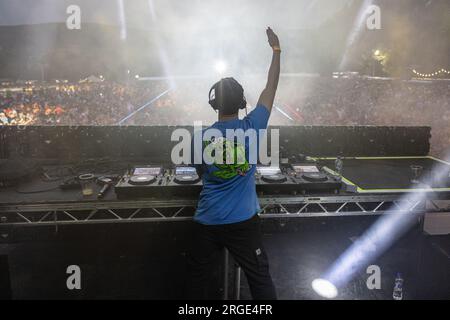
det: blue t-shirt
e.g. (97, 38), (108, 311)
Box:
(193, 105), (270, 225)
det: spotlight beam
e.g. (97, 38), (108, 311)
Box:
(147, 0), (176, 90)
(275, 106), (294, 121)
(117, 88), (171, 125)
(339, 0), (374, 71)
(313, 156), (450, 297)
(117, 0), (127, 41)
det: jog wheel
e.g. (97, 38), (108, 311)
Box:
(261, 174), (287, 183)
(301, 172), (328, 182)
(174, 174), (200, 184)
(129, 175), (156, 185)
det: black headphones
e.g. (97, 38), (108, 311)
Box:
(208, 78), (247, 113)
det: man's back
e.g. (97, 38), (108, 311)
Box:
(194, 105), (270, 225)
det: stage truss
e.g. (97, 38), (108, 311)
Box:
(0, 195), (448, 228)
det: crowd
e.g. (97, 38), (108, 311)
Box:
(273, 77), (450, 157)
(0, 81), (166, 126)
(1, 77), (449, 157)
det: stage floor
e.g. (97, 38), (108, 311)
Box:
(317, 156), (450, 194)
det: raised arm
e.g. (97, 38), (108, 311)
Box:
(257, 27), (281, 113)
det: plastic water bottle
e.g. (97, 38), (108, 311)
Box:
(393, 273), (404, 300)
(335, 157), (344, 177)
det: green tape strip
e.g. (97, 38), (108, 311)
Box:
(311, 156), (431, 161)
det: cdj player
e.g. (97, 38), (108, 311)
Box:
(166, 166), (203, 197)
(289, 164), (342, 193)
(255, 166), (298, 195)
(115, 165), (166, 199)
(129, 166), (162, 185)
(172, 166), (200, 184)
(115, 165), (203, 199)
(255, 164), (342, 195)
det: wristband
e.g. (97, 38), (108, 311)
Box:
(272, 46), (281, 52)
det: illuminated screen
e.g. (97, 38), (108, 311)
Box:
(176, 167), (197, 175)
(133, 167), (161, 176)
(292, 165), (320, 173)
(257, 166), (281, 176)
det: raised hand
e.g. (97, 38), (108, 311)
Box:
(266, 27), (280, 49)
(257, 27), (281, 113)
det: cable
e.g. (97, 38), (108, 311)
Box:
(14, 185), (60, 194)
(41, 165), (75, 182)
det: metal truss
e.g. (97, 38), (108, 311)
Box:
(0, 195), (447, 227)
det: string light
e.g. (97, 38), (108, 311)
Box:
(412, 68), (450, 78)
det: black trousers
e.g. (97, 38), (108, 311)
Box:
(186, 214), (277, 300)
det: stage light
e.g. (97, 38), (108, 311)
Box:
(312, 279), (338, 299)
(374, 50), (380, 56)
(214, 61), (227, 75)
(412, 68), (450, 78)
(135, 75), (140, 79)
(314, 154), (450, 297)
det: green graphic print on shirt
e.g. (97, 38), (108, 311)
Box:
(203, 138), (250, 180)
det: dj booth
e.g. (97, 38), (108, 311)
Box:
(0, 125), (449, 299)
(0, 125), (447, 225)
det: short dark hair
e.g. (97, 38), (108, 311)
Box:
(209, 77), (246, 115)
